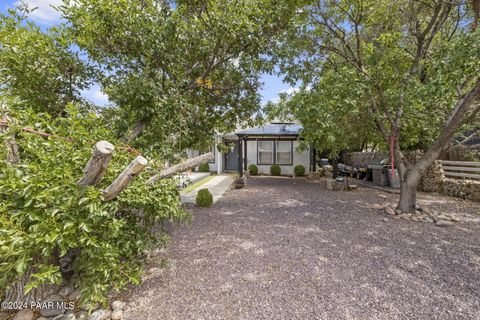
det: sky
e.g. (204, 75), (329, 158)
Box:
(1, 0), (294, 107)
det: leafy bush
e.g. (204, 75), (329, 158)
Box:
(196, 188), (213, 207)
(248, 164), (258, 175)
(294, 165), (305, 176)
(270, 164), (281, 176)
(0, 104), (189, 306)
(198, 163), (210, 172)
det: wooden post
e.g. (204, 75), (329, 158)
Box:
(78, 141), (114, 187)
(147, 152), (214, 184)
(238, 139), (243, 177)
(243, 138), (247, 173)
(103, 156), (148, 201)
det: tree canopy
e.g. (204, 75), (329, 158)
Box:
(61, 0), (301, 156)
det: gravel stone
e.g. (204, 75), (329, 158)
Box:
(123, 177), (480, 320)
(13, 309), (34, 320)
(111, 301), (125, 311)
(111, 309), (123, 320)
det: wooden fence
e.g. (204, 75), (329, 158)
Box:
(439, 160), (480, 180)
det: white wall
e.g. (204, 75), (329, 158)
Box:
(244, 140), (310, 176)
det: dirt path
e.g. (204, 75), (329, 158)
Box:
(124, 177), (480, 320)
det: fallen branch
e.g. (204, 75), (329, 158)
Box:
(78, 141), (115, 187)
(103, 155), (148, 201)
(147, 152), (214, 185)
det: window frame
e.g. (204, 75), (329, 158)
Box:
(257, 140), (275, 165)
(275, 140), (293, 165)
(256, 139), (293, 166)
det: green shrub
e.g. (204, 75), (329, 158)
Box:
(0, 104), (189, 306)
(248, 164), (258, 175)
(270, 164), (281, 176)
(294, 165), (305, 176)
(196, 188), (213, 207)
(198, 163), (210, 172)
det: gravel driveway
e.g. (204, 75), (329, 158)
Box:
(124, 177), (480, 320)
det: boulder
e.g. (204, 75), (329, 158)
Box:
(39, 294), (65, 317)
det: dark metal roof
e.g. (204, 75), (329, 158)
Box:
(236, 123), (302, 136)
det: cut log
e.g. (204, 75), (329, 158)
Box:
(78, 141), (114, 187)
(146, 152), (214, 184)
(0, 115), (20, 164)
(103, 155), (148, 201)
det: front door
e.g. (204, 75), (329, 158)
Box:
(224, 141), (239, 171)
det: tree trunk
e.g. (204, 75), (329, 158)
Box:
(398, 181), (418, 213)
(121, 121), (147, 143)
(0, 115), (20, 164)
(147, 152), (214, 184)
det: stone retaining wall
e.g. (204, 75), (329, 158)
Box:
(443, 178), (480, 201)
(344, 152), (480, 202)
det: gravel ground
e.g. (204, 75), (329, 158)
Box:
(123, 177), (480, 320)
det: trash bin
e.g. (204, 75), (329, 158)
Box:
(368, 165), (389, 186)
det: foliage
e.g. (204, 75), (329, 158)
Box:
(0, 9), (94, 115)
(0, 103), (188, 306)
(294, 165), (305, 177)
(271, 0), (480, 153)
(198, 163), (210, 173)
(196, 188), (213, 207)
(60, 0), (301, 156)
(270, 164), (281, 176)
(248, 164), (258, 176)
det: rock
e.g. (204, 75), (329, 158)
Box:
(395, 209), (402, 215)
(384, 206), (396, 216)
(75, 311), (88, 320)
(411, 216), (419, 222)
(450, 216), (461, 222)
(111, 301), (125, 311)
(88, 309), (108, 320)
(383, 218), (389, 222)
(63, 313), (76, 320)
(437, 214), (451, 221)
(39, 294), (65, 317)
(378, 194), (387, 199)
(58, 286), (74, 298)
(13, 309), (34, 320)
(52, 315), (65, 320)
(36, 317), (49, 320)
(422, 207), (433, 215)
(436, 220), (453, 227)
(111, 309), (123, 320)
(423, 217), (434, 223)
(68, 289), (81, 301)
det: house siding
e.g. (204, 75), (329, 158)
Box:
(245, 140), (310, 175)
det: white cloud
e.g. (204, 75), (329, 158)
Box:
(281, 87), (300, 96)
(81, 84), (110, 107)
(14, 0), (63, 24)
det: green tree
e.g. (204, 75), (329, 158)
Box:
(0, 8), (94, 115)
(272, 0), (480, 212)
(61, 0), (301, 156)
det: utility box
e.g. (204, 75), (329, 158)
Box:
(368, 165), (389, 186)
